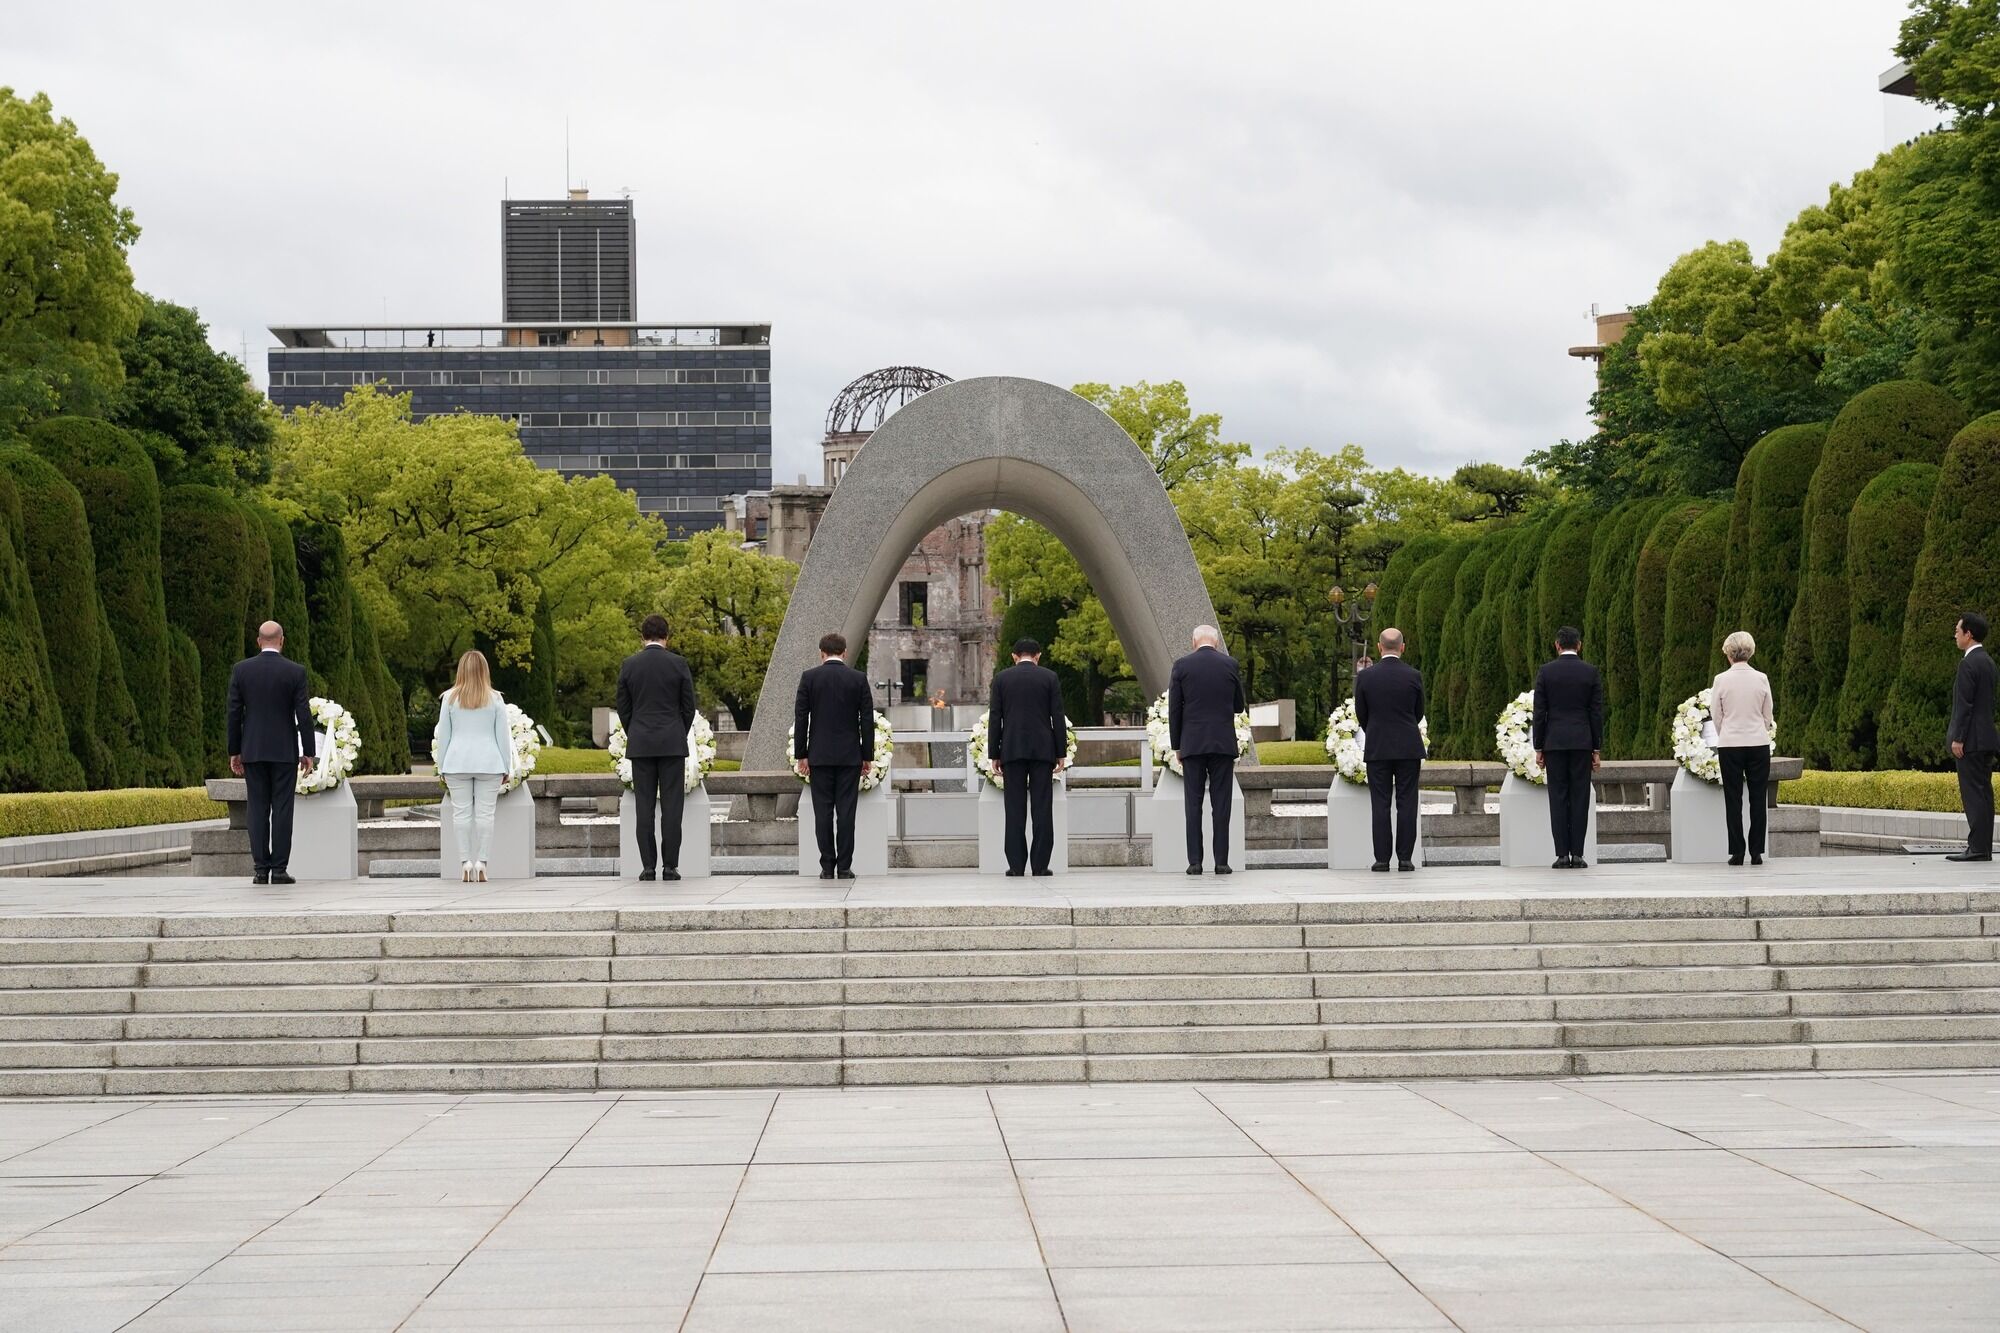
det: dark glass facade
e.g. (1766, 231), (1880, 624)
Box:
(266, 336), (771, 538)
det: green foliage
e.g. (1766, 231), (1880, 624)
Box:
(1598, 501), (1672, 754)
(1721, 423), (1828, 705)
(109, 296), (275, 488)
(1433, 532), (1510, 751)
(1253, 740), (1328, 765)
(353, 600), (409, 774)
(1786, 380), (1965, 764)
(1499, 519), (1554, 687)
(164, 626), (203, 785)
(1371, 533), (1451, 633)
(0, 89), (142, 433)
(1534, 507), (1597, 641)
(0, 467), (83, 791)
(659, 529), (795, 729)
(1461, 528), (1522, 759)
(249, 503), (309, 673)
(0, 446), (142, 786)
(406, 682), (439, 760)
(1631, 503), (1710, 756)
(997, 596), (1092, 722)
(0, 787), (224, 838)
(1659, 506), (1733, 717)
(1071, 380), (1249, 490)
(25, 416), (176, 781)
(159, 484), (254, 777)
(532, 746), (614, 775)
(1883, 411), (2000, 767)
(1403, 543), (1471, 688)
(1778, 768), (1964, 813)
(236, 495), (273, 658)
(1451, 463), (1545, 520)
(1833, 462), (1941, 769)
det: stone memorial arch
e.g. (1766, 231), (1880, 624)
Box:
(744, 376), (1223, 770)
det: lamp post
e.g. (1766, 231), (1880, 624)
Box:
(1328, 582), (1378, 707)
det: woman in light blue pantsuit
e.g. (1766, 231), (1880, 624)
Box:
(433, 650), (516, 882)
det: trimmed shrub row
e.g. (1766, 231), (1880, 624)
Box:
(0, 788), (227, 839)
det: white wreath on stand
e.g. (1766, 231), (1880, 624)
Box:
(297, 697), (360, 795)
(1672, 689), (1777, 785)
(608, 713), (718, 794)
(1324, 699), (1428, 787)
(786, 711), (894, 791)
(967, 711), (1079, 788)
(1144, 691), (1253, 778)
(1495, 691), (1545, 786)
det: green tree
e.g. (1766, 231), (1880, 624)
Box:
(1593, 500), (1672, 754)
(1461, 528), (1523, 758)
(1715, 424), (1828, 708)
(165, 626), (203, 785)
(0, 89), (142, 432)
(110, 296), (277, 489)
(1072, 380), (1249, 489)
(249, 503), (311, 674)
(0, 466), (84, 790)
(160, 485), (254, 776)
(1835, 462), (1941, 768)
(353, 599), (410, 773)
(1451, 463), (1545, 520)
(1371, 533), (1452, 636)
(1632, 503), (1710, 755)
(1499, 519), (1554, 687)
(1660, 506), (1733, 717)
(660, 528), (795, 728)
(1535, 507), (1597, 641)
(1435, 531), (1511, 752)
(1882, 411), (2000, 767)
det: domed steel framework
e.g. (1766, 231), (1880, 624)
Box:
(825, 366), (953, 436)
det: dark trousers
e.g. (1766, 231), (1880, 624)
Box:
(631, 755), (687, 873)
(1718, 745), (1771, 858)
(1182, 753), (1235, 868)
(243, 760), (296, 874)
(1544, 748), (1594, 857)
(1960, 749), (1995, 855)
(809, 764), (861, 873)
(1366, 758), (1421, 865)
(1002, 760), (1056, 873)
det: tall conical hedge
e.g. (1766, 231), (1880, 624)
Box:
(236, 497), (274, 659)
(0, 468), (84, 792)
(1660, 505), (1732, 720)
(1632, 502), (1709, 757)
(1786, 382), (1965, 765)
(160, 485), (255, 777)
(1727, 423), (1827, 706)
(0, 447), (143, 787)
(165, 626), (204, 784)
(25, 418), (178, 783)
(1882, 412), (2000, 768)
(293, 519), (382, 765)
(1435, 534), (1510, 749)
(1408, 542), (1472, 688)
(1834, 462), (1940, 770)
(1462, 528), (1521, 758)
(249, 503), (310, 674)
(353, 600), (410, 774)
(1499, 518), (1554, 686)
(1600, 500), (1671, 754)
(1535, 507), (1597, 642)
(1373, 534), (1452, 635)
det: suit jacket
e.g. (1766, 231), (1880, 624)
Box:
(793, 658), (875, 766)
(1951, 646), (2000, 753)
(1532, 652), (1605, 752)
(615, 644), (697, 758)
(1170, 646), (1246, 757)
(227, 650), (314, 764)
(991, 661), (1066, 763)
(1710, 662), (1775, 748)
(1353, 655), (1426, 762)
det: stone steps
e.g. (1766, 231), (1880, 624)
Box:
(4, 892), (2000, 1092)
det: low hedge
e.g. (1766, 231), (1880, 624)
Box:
(1777, 769), (1965, 813)
(0, 788), (227, 839)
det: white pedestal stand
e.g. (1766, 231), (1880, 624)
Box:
(1148, 769), (1248, 873)
(1498, 771), (1598, 868)
(1327, 776), (1424, 870)
(1668, 767), (1739, 864)
(289, 782), (358, 881)
(976, 778), (1069, 874)
(619, 785), (713, 878)
(439, 781), (535, 880)
(795, 770), (892, 877)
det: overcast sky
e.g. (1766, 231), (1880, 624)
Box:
(14, 1), (1940, 484)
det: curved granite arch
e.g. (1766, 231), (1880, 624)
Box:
(743, 376), (1223, 771)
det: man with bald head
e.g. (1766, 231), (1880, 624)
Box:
(1352, 627), (1426, 872)
(227, 621), (317, 885)
(1169, 624), (1246, 874)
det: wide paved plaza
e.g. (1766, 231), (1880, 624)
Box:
(1, 1074), (1996, 1331)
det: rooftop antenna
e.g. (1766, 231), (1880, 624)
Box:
(564, 117), (571, 191)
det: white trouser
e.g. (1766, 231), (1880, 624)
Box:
(443, 773), (504, 864)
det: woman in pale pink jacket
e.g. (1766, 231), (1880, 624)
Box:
(1710, 631), (1776, 866)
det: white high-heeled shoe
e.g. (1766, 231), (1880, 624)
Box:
(460, 861), (473, 882)
(475, 861), (488, 882)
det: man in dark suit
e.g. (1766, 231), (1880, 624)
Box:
(1170, 625), (1247, 875)
(990, 638), (1068, 876)
(615, 614), (699, 881)
(793, 632), (877, 879)
(227, 621), (316, 885)
(1949, 611), (1999, 863)
(1532, 625), (1605, 870)
(1352, 627), (1426, 873)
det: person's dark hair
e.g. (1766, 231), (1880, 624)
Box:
(641, 613), (669, 641)
(1961, 612), (1989, 643)
(1554, 625), (1582, 651)
(819, 632), (847, 656)
(1012, 638), (1042, 658)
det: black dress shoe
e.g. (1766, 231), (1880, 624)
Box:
(819, 870), (835, 880)
(1947, 851), (1992, 862)
(638, 870), (656, 881)
(1185, 865), (1202, 876)
(1005, 869), (1025, 878)
(1750, 853), (1763, 866)
(1398, 861), (1416, 872)
(1571, 857), (1589, 869)
(663, 870), (681, 882)
(268, 872), (295, 885)
(252, 871), (269, 885)
(1728, 855), (1744, 866)
(1214, 865), (1232, 875)
(1552, 857), (1571, 870)
(1032, 868), (1054, 877)
(1370, 862), (1390, 873)
(836, 870), (857, 880)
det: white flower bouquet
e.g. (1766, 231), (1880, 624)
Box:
(967, 710), (1080, 788)
(297, 697), (360, 795)
(1324, 700), (1428, 787)
(1145, 691), (1253, 777)
(497, 703), (543, 797)
(787, 711), (894, 791)
(1672, 688), (1776, 785)
(1495, 691), (1545, 786)
(608, 713), (718, 793)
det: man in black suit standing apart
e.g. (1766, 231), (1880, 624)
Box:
(990, 638), (1068, 877)
(227, 621), (316, 885)
(1352, 627), (1425, 873)
(1533, 625), (1605, 870)
(616, 614), (698, 882)
(1170, 624), (1246, 875)
(1948, 612), (1998, 863)
(793, 632), (876, 879)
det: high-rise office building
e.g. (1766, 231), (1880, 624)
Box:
(267, 190), (769, 537)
